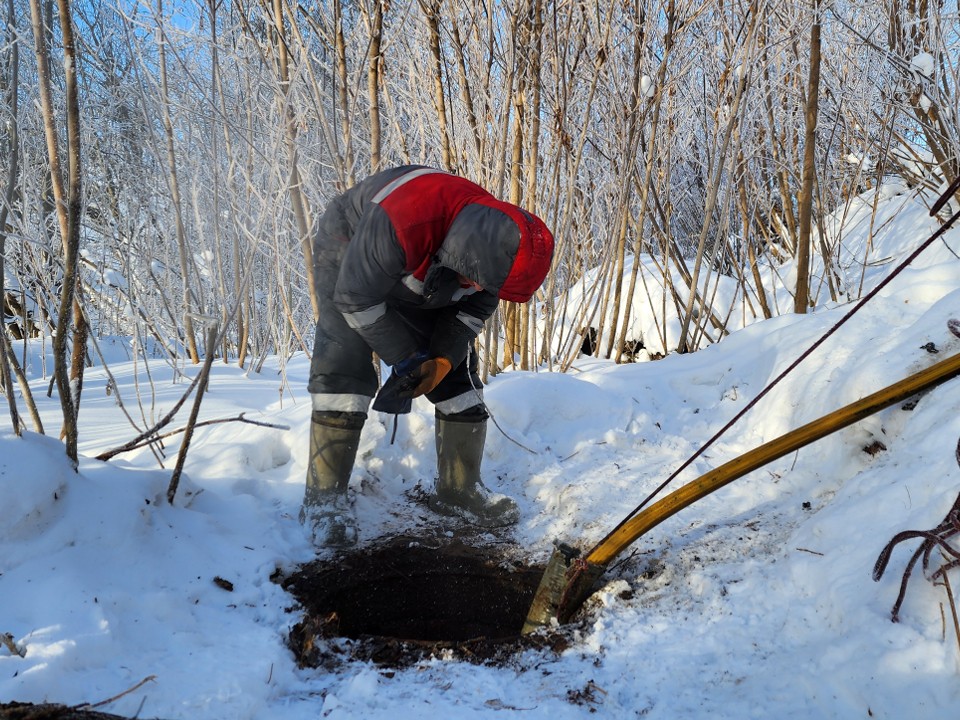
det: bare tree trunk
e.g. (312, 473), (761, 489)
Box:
(0, 335), (21, 435)
(421, 0), (453, 170)
(167, 325), (218, 504)
(499, 0), (534, 370)
(362, 0), (385, 173)
(501, 110), (525, 369)
(333, 0), (356, 188)
(157, 0), (200, 363)
(29, 0), (83, 463)
(206, 0), (230, 361)
(2, 331), (44, 433)
(520, 0), (543, 371)
(614, 0), (663, 363)
(794, 0), (821, 314)
(66, 0), (89, 389)
(271, 0), (318, 320)
(1, 0), (22, 435)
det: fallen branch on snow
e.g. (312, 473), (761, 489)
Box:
(101, 412), (289, 458)
(75, 674), (157, 711)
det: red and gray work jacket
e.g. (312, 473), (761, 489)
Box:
(315, 166), (554, 370)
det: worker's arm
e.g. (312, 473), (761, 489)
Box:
(331, 205), (422, 366)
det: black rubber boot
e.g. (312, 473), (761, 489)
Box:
(300, 411), (365, 547)
(429, 410), (519, 527)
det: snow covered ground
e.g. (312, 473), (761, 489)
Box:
(3, 187), (960, 718)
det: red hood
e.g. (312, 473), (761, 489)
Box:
(436, 198), (555, 303)
(487, 201), (555, 302)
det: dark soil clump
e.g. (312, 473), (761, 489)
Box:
(281, 538), (570, 668)
(0, 704), (145, 720)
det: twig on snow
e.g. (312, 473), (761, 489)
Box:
(95, 370), (204, 462)
(105, 412), (289, 456)
(75, 674), (157, 710)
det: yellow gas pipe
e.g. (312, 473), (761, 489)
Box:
(522, 350), (960, 634)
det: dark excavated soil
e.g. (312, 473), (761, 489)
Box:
(281, 537), (571, 668)
(0, 705), (143, 720)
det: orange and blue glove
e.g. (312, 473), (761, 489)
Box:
(372, 351), (451, 413)
(409, 357), (452, 398)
